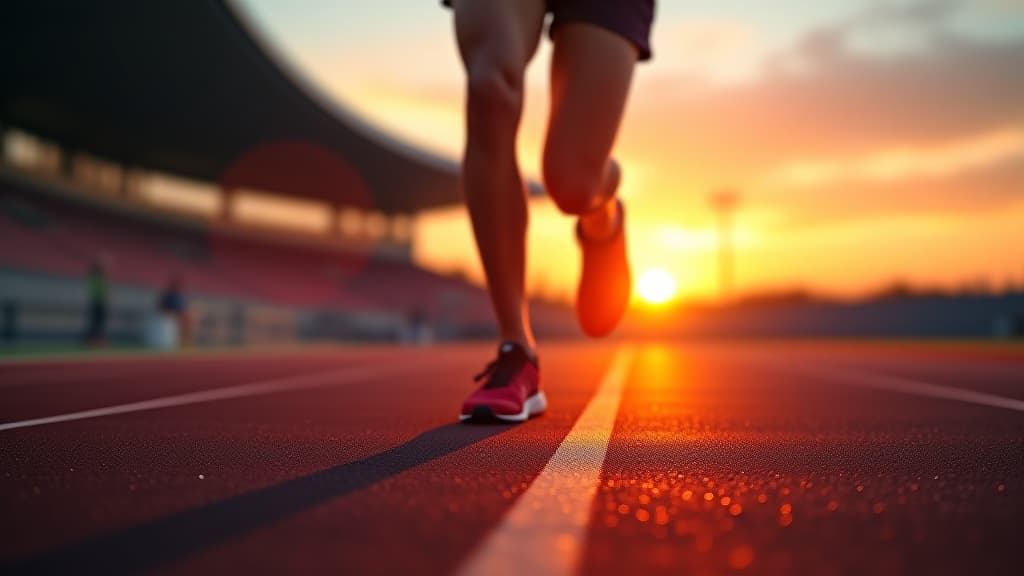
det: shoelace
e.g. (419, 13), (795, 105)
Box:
(474, 354), (524, 389)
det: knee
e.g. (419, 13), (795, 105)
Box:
(465, 59), (524, 122)
(542, 152), (606, 216)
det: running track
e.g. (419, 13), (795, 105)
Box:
(1, 342), (1021, 575)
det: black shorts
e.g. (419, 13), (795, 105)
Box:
(442, 0), (655, 61)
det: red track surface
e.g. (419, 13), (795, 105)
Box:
(1, 342), (1022, 575)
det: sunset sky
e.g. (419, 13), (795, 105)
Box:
(237, 0), (1024, 302)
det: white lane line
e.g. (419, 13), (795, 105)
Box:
(457, 347), (635, 576)
(741, 352), (1024, 414)
(829, 368), (1024, 413)
(0, 362), (420, 432)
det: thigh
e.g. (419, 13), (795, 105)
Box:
(545, 22), (637, 171)
(451, 0), (547, 73)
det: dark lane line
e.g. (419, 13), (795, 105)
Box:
(831, 359), (1024, 402)
(0, 360), (483, 560)
(1, 344), (616, 575)
(695, 343), (1024, 408)
(4, 423), (514, 575)
(154, 345), (615, 576)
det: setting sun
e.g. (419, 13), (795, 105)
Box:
(637, 268), (678, 305)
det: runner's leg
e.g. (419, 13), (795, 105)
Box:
(543, 22), (637, 239)
(452, 0), (547, 355)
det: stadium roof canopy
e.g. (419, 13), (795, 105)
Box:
(1, 0), (465, 215)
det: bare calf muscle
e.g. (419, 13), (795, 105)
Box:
(451, 0), (545, 354)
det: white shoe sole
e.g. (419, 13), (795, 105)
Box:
(460, 391), (548, 423)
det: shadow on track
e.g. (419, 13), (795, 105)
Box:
(7, 422), (513, 575)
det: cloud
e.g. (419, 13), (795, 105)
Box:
(765, 128), (1024, 188)
(764, 156), (1024, 228)
(620, 13), (1024, 231)
(853, 0), (959, 27)
(648, 19), (761, 83)
(629, 33), (1024, 165)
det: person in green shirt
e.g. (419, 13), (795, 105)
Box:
(84, 260), (109, 346)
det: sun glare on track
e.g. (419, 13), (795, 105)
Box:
(637, 268), (678, 305)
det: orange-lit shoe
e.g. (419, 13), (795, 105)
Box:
(576, 199), (631, 338)
(460, 343), (546, 423)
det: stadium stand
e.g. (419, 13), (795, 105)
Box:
(0, 168), (497, 345)
(0, 0), (568, 347)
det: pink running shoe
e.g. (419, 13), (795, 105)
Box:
(460, 343), (546, 423)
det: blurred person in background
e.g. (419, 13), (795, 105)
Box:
(83, 259), (109, 346)
(446, 0), (655, 422)
(158, 274), (190, 347)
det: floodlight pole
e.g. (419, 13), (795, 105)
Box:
(711, 189), (739, 302)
